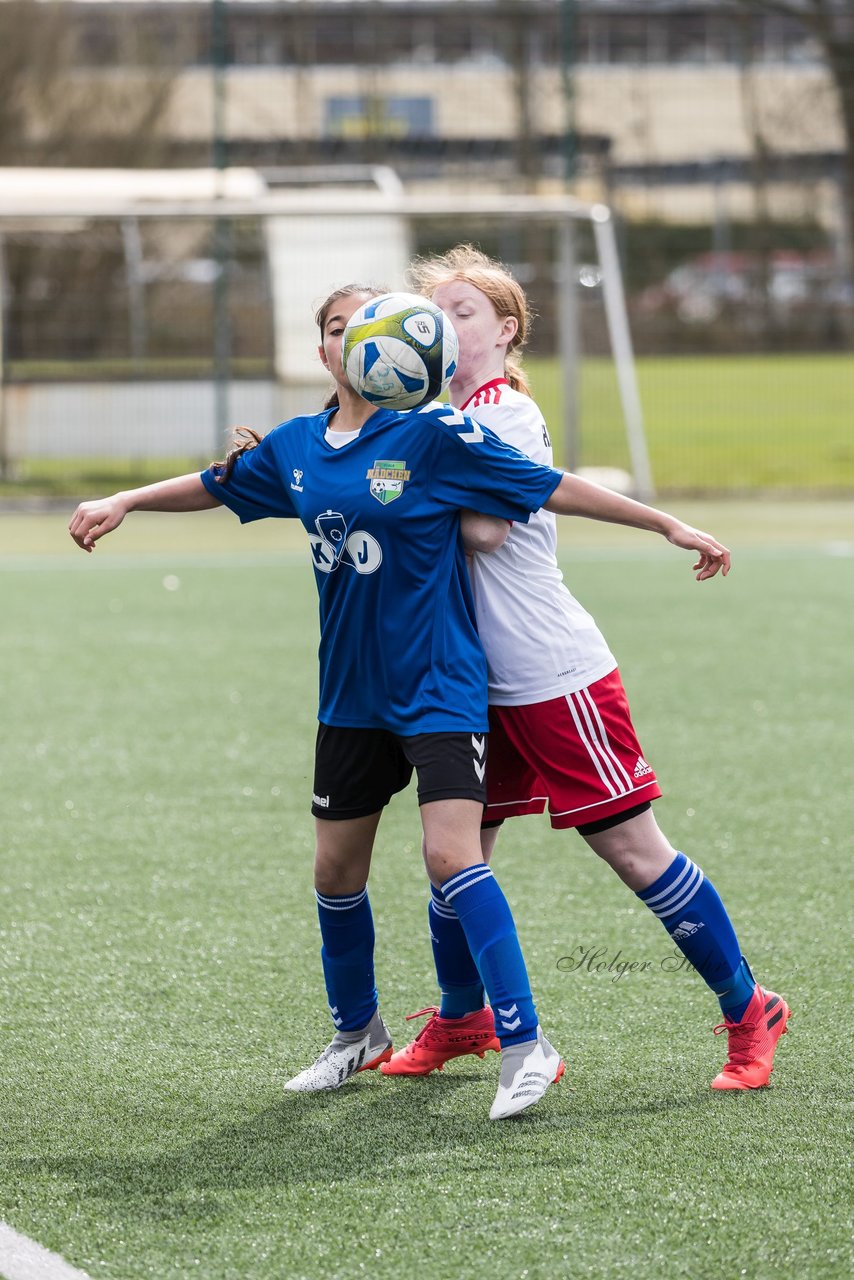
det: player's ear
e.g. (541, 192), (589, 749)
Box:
(499, 315), (519, 347)
(318, 343), (330, 370)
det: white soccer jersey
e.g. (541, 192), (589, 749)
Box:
(463, 378), (617, 706)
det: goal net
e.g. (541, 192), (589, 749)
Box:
(0, 169), (653, 498)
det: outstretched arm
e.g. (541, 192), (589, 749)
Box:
(69, 473), (221, 552)
(543, 473), (731, 581)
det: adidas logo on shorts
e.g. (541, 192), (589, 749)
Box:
(633, 756), (653, 779)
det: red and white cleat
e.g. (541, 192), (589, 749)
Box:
(711, 986), (791, 1090)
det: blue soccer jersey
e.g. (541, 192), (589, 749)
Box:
(200, 400), (563, 735)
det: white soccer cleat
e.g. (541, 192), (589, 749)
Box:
(283, 1012), (393, 1093)
(489, 1026), (565, 1120)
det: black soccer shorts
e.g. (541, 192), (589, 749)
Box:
(311, 723), (488, 820)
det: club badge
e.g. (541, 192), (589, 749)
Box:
(366, 459), (410, 506)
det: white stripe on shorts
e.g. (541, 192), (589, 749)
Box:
(578, 686), (634, 790)
(565, 692), (632, 798)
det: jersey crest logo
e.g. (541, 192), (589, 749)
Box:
(366, 459), (411, 506)
(309, 510), (382, 575)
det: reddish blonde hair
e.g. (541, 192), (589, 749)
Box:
(408, 245), (533, 397)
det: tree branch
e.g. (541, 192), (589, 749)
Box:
(728, 0), (829, 42)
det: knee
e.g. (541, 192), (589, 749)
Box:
(585, 825), (676, 891)
(422, 842), (449, 886)
(313, 848), (364, 896)
(422, 842), (478, 888)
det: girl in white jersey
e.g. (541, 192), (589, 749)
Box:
(381, 246), (791, 1093)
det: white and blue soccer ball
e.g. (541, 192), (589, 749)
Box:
(342, 291), (458, 410)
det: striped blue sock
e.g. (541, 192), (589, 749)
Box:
(637, 852), (755, 1022)
(429, 884), (485, 1019)
(316, 887), (377, 1033)
(441, 864), (536, 1047)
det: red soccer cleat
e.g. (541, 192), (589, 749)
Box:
(380, 1005), (500, 1076)
(711, 985), (791, 1090)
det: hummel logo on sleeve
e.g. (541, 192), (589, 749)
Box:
(424, 403), (485, 444)
(457, 419), (484, 444)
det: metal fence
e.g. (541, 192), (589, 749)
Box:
(1, 0), (852, 495)
(1, 192), (852, 498)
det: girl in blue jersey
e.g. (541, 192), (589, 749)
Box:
(69, 283), (729, 1119)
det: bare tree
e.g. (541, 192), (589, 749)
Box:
(732, 0), (854, 271)
(0, 0), (177, 166)
(0, 0), (67, 163)
(0, 1), (183, 380)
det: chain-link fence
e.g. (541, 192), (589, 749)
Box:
(1, 0), (851, 495)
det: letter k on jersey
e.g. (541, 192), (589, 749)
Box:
(309, 510), (383, 575)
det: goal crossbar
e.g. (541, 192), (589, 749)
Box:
(0, 180), (654, 499)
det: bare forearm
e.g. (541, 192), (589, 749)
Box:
(69, 473), (221, 552)
(120, 473), (221, 513)
(544, 472), (731, 580)
(544, 473), (675, 534)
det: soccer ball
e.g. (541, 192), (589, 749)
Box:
(342, 292), (458, 410)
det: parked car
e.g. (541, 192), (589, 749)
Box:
(637, 250), (853, 324)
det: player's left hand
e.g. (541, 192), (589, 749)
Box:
(68, 494), (128, 552)
(665, 523), (731, 580)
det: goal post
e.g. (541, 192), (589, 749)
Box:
(0, 174), (654, 499)
(590, 204), (655, 500)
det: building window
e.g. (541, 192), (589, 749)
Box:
(325, 96), (434, 140)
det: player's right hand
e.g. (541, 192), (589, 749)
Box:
(68, 495), (128, 552)
(664, 521), (731, 580)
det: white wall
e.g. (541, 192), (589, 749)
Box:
(265, 213), (411, 382)
(4, 380), (286, 461)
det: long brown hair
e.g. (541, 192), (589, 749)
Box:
(213, 282), (386, 482)
(315, 283), (387, 410)
(408, 244), (534, 397)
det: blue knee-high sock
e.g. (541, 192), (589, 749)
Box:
(441, 864), (536, 1047)
(636, 852), (755, 1022)
(428, 884), (485, 1018)
(316, 888), (377, 1032)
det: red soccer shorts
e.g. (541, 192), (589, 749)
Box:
(484, 668), (662, 830)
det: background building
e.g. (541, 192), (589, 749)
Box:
(0, 0), (851, 490)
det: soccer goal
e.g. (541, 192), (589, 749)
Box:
(0, 170), (654, 499)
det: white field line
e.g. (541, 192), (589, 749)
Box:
(0, 544), (848, 574)
(0, 1222), (94, 1280)
(0, 551), (304, 572)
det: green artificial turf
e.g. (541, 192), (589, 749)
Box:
(530, 352), (854, 491)
(1, 508), (852, 1279)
